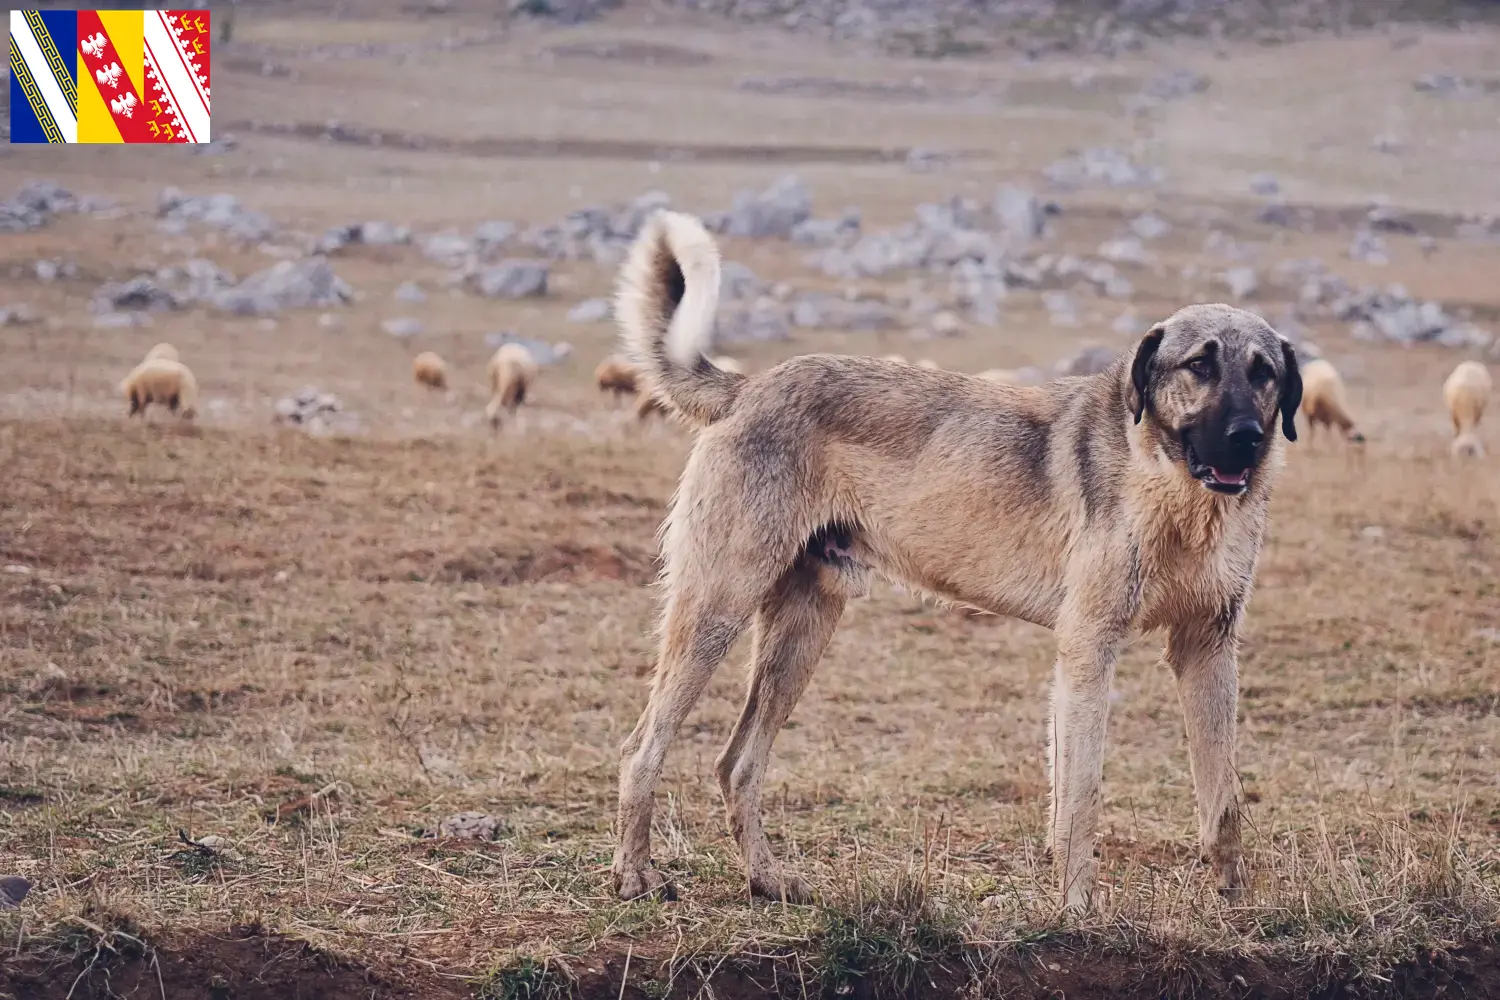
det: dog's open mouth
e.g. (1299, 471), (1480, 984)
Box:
(1185, 441), (1250, 495)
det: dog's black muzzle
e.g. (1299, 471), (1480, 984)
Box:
(1183, 415), (1266, 495)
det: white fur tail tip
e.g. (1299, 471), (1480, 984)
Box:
(617, 210), (722, 372)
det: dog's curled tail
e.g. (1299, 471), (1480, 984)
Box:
(615, 210), (745, 426)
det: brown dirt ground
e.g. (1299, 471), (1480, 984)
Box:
(2, 3), (1500, 997)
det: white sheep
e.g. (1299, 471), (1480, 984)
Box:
(144, 342), (179, 363)
(1443, 360), (1492, 458)
(119, 357), (198, 419)
(412, 351), (448, 390)
(595, 356), (640, 399)
(1299, 358), (1365, 444)
(485, 343), (538, 427)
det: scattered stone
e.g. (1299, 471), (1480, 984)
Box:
(93, 276), (182, 313)
(1256, 201), (1295, 227)
(1222, 266), (1259, 300)
(567, 298), (612, 323)
(1348, 229), (1389, 266)
(723, 174), (812, 239)
(1370, 134), (1404, 155)
(483, 332), (572, 365)
(508, 0), (619, 26)
(157, 259), (236, 303)
(1331, 283), (1490, 348)
(474, 220), (517, 250)
(0, 180), (75, 232)
(1112, 310), (1144, 336)
(1360, 525), (1385, 541)
(993, 186), (1047, 243)
(790, 209), (861, 247)
(421, 231), (475, 266)
(471, 260), (549, 299)
(1043, 290), (1080, 327)
(435, 812), (504, 840)
(1413, 73), (1482, 98)
(719, 261), (763, 301)
(214, 257), (353, 315)
(1044, 147), (1163, 189)
(1249, 173), (1281, 196)
(158, 187), (274, 242)
(718, 300), (792, 342)
(275, 387), (359, 436)
(787, 293), (898, 332)
(1367, 206), (1416, 234)
(1098, 237), (1152, 265)
(381, 317), (424, 337)
(1129, 213), (1171, 241)
(394, 281), (427, 304)
(929, 310), (964, 338)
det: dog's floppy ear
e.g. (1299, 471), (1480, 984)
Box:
(1277, 337), (1302, 442)
(1128, 324), (1165, 425)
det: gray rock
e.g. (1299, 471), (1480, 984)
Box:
(1367, 206), (1416, 234)
(1222, 266), (1259, 300)
(567, 298), (612, 323)
(1043, 290), (1080, 327)
(1249, 173), (1281, 196)
(787, 294), (897, 332)
(0, 180), (75, 232)
(929, 310), (964, 338)
(158, 187), (274, 242)
(394, 281), (427, 304)
(718, 300), (791, 342)
(472, 260), (549, 299)
(1414, 73), (1480, 98)
(34, 259), (59, 283)
(1129, 213), (1171, 241)
(382, 317), (424, 337)
(214, 257), (353, 315)
(719, 261), (763, 301)
(484, 332), (572, 365)
(993, 185), (1047, 242)
(611, 191), (671, 241)
(1098, 237), (1151, 265)
(1103, 275), (1135, 299)
(275, 387), (360, 434)
(93, 276), (182, 313)
(905, 148), (951, 172)
(790, 209), (861, 247)
(474, 220), (517, 250)
(1256, 201), (1295, 227)
(360, 220), (411, 245)
(1044, 147), (1164, 189)
(435, 811), (503, 840)
(422, 232), (475, 266)
(1112, 310), (1144, 336)
(154, 259), (236, 305)
(0, 304), (41, 326)
(724, 175), (813, 239)
(1348, 229), (1389, 265)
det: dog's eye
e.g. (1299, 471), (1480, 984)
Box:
(1249, 360), (1274, 384)
(1186, 358), (1214, 378)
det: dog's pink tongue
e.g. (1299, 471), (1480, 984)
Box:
(1211, 468), (1248, 485)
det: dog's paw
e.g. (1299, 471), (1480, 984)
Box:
(615, 865), (677, 903)
(749, 870), (813, 905)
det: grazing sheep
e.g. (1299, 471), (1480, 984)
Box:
(917, 359), (941, 371)
(119, 357), (198, 419)
(710, 355), (745, 375)
(486, 343), (538, 427)
(976, 368), (1022, 385)
(144, 342), (179, 363)
(1444, 360), (1492, 458)
(635, 390), (669, 422)
(412, 351), (448, 390)
(595, 356), (640, 399)
(1299, 358), (1365, 443)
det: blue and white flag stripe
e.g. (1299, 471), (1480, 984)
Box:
(9, 10), (78, 143)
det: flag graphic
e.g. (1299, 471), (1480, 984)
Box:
(10, 9), (210, 144)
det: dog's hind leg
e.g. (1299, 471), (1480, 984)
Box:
(1166, 604), (1247, 901)
(715, 558), (846, 904)
(614, 584), (763, 901)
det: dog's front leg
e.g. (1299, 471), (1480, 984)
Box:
(1166, 602), (1247, 900)
(1048, 625), (1123, 913)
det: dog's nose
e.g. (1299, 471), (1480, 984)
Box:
(1226, 419), (1264, 449)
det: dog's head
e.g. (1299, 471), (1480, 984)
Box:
(1126, 304), (1301, 497)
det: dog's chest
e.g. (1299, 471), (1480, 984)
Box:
(1131, 498), (1253, 630)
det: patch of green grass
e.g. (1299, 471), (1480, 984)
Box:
(474, 955), (574, 1000)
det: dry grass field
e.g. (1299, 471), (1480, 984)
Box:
(3, 2), (1500, 997)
